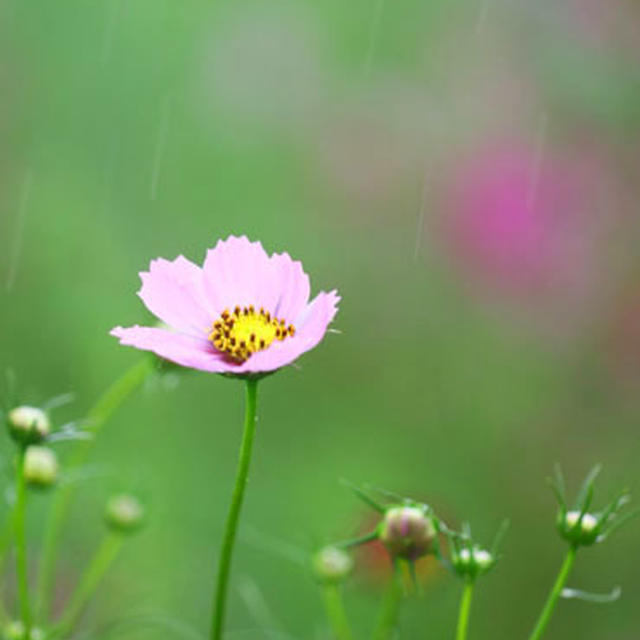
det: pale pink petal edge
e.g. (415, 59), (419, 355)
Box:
(110, 326), (228, 373)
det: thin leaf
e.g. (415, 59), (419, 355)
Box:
(431, 528), (447, 567)
(42, 392), (75, 411)
(491, 518), (510, 556)
(340, 479), (386, 513)
(430, 514), (451, 568)
(47, 423), (93, 443)
(561, 586), (621, 604)
(335, 530), (379, 549)
(598, 506), (640, 542)
(597, 489), (630, 528)
(2, 368), (16, 410)
(574, 464), (602, 512)
(554, 463), (567, 501)
(364, 483), (405, 504)
(548, 476), (566, 511)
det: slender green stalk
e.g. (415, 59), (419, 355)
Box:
(0, 513), (15, 623)
(35, 358), (152, 621)
(14, 447), (31, 634)
(336, 530), (379, 549)
(210, 378), (259, 640)
(455, 579), (475, 640)
(323, 584), (354, 640)
(51, 533), (124, 638)
(85, 358), (154, 436)
(529, 546), (577, 640)
(372, 563), (403, 640)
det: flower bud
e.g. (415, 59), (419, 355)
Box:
(559, 510), (600, 546)
(3, 620), (45, 640)
(312, 546), (354, 584)
(379, 505), (436, 560)
(454, 546), (494, 578)
(105, 494), (145, 534)
(472, 548), (494, 571)
(23, 446), (58, 489)
(6, 406), (50, 445)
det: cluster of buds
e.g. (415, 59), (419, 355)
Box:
(321, 484), (506, 590)
(451, 546), (494, 579)
(551, 464), (638, 548)
(4, 405), (60, 489)
(312, 486), (440, 593)
(443, 520), (507, 582)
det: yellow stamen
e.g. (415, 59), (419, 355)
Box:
(209, 307), (296, 363)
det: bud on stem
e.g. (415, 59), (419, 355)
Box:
(379, 505), (436, 561)
(6, 407), (50, 446)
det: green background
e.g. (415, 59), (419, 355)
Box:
(1, 1), (640, 638)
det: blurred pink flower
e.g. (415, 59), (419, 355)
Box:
(444, 145), (605, 300)
(111, 236), (339, 375)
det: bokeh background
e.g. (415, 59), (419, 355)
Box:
(1, 0), (640, 638)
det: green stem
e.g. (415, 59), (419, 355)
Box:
(455, 580), (475, 640)
(323, 584), (354, 640)
(372, 563), (403, 640)
(52, 533), (124, 638)
(336, 530), (379, 549)
(14, 447), (31, 634)
(35, 357), (152, 622)
(210, 378), (259, 640)
(0, 513), (15, 623)
(529, 546), (578, 640)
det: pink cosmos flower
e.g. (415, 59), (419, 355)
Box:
(111, 236), (340, 375)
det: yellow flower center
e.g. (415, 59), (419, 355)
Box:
(209, 306), (296, 363)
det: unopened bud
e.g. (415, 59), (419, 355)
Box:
(6, 406), (50, 445)
(455, 546), (494, 578)
(312, 546), (354, 584)
(565, 511), (597, 531)
(472, 548), (494, 571)
(379, 505), (436, 560)
(105, 494), (144, 534)
(559, 510), (600, 546)
(23, 446), (58, 489)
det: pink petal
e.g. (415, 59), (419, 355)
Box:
(111, 326), (229, 373)
(202, 236), (273, 311)
(271, 252), (311, 323)
(138, 256), (214, 336)
(201, 237), (311, 322)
